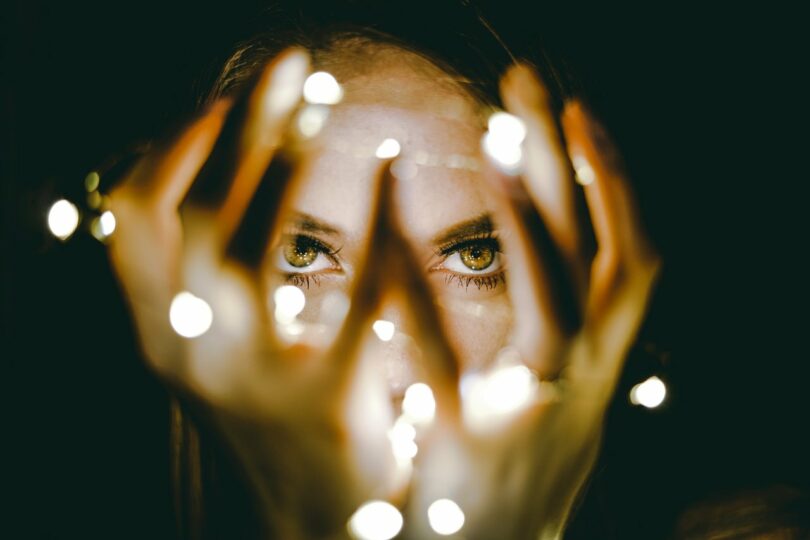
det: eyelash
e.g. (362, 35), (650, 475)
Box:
(281, 233), (506, 291)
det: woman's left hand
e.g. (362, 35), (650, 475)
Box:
(399, 65), (661, 539)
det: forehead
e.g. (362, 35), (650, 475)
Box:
(289, 49), (493, 244)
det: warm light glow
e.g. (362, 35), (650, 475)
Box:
(347, 501), (403, 540)
(297, 104), (330, 138)
(629, 376), (667, 408)
(488, 112), (527, 144)
(482, 131), (523, 173)
(461, 364), (539, 431)
(427, 498), (465, 536)
(402, 382), (436, 425)
(84, 171), (100, 192)
(99, 210), (116, 236)
(169, 292), (213, 338)
(375, 138), (401, 159)
(389, 417), (418, 460)
(273, 285), (306, 324)
(572, 154), (596, 186)
(303, 71), (343, 105)
(47, 199), (80, 240)
(372, 319), (396, 342)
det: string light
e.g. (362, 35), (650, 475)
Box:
(401, 382), (436, 425)
(169, 292), (213, 338)
(372, 319), (396, 342)
(427, 498), (465, 536)
(375, 138), (401, 159)
(482, 111), (526, 174)
(388, 416), (418, 460)
(303, 71), (343, 105)
(47, 199), (80, 240)
(347, 501), (403, 540)
(273, 285), (306, 324)
(461, 363), (539, 432)
(572, 154), (596, 185)
(629, 375), (667, 408)
(296, 104), (330, 138)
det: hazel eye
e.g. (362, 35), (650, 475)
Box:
(284, 238), (318, 268)
(442, 240), (502, 275)
(458, 244), (495, 271)
(275, 235), (337, 273)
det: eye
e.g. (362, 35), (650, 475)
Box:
(441, 239), (503, 275)
(275, 235), (339, 274)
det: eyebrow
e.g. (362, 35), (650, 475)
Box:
(431, 213), (493, 248)
(288, 211), (343, 237)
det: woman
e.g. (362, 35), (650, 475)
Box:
(105, 12), (659, 540)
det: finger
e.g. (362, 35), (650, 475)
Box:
(114, 98), (231, 209)
(561, 101), (661, 384)
(481, 162), (571, 378)
(501, 64), (588, 288)
(560, 101), (660, 317)
(186, 48), (309, 241)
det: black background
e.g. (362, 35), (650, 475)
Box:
(3, 1), (807, 538)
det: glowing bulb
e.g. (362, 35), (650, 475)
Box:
(47, 199), (80, 240)
(629, 376), (666, 408)
(372, 319), (396, 342)
(297, 104), (330, 138)
(375, 138), (401, 159)
(461, 364), (539, 432)
(273, 285), (306, 324)
(427, 498), (465, 536)
(303, 71), (343, 105)
(482, 131), (523, 173)
(488, 112), (526, 144)
(169, 292), (213, 338)
(389, 417), (418, 460)
(347, 501), (403, 540)
(402, 383), (436, 424)
(84, 171), (100, 192)
(99, 210), (116, 235)
(572, 154), (596, 185)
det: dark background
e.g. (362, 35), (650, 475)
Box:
(3, 1), (807, 538)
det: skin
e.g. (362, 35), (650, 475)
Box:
(107, 43), (660, 539)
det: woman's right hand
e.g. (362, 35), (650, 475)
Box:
(106, 49), (415, 538)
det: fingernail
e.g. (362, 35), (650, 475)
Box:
(503, 63), (549, 110)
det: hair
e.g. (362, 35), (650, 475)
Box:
(170, 3), (575, 538)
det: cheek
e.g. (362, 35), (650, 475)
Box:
(439, 294), (514, 372)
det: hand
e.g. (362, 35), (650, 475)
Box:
(402, 65), (661, 539)
(106, 49), (416, 538)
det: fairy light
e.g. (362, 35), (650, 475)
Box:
(375, 138), (401, 159)
(296, 104), (330, 138)
(482, 111), (526, 174)
(401, 382), (436, 425)
(273, 285), (306, 324)
(372, 319), (396, 342)
(169, 292), (213, 338)
(47, 199), (80, 240)
(427, 498), (465, 536)
(572, 154), (596, 186)
(303, 71), (343, 105)
(388, 416), (418, 460)
(99, 210), (116, 235)
(84, 171), (100, 192)
(461, 364), (539, 432)
(347, 501), (403, 540)
(629, 375), (667, 408)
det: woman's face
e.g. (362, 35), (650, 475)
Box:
(268, 46), (513, 394)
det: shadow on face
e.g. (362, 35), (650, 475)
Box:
(266, 43), (515, 394)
